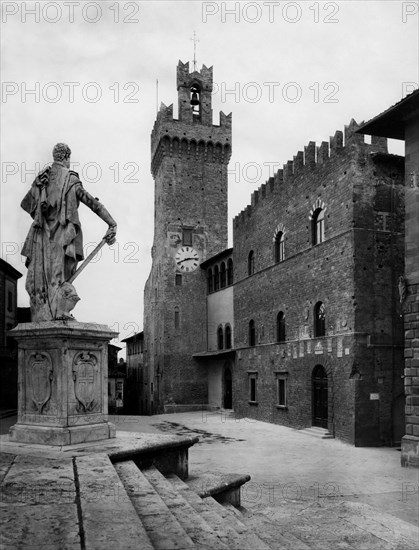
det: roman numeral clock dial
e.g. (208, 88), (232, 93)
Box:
(175, 246), (200, 272)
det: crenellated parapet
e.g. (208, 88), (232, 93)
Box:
(233, 119), (388, 228)
(177, 60), (213, 92)
(151, 103), (232, 178)
(151, 133), (232, 178)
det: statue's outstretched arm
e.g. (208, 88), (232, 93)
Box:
(76, 185), (117, 244)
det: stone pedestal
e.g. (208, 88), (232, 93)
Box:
(8, 321), (118, 446)
(401, 435), (419, 468)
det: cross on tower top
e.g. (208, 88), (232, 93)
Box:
(190, 31), (199, 71)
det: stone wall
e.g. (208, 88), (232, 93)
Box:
(401, 116), (419, 466)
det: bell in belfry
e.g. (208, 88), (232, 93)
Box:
(190, 86), (200, 106)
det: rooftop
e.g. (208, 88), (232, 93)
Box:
(357, 89), (419, 139)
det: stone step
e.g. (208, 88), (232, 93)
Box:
(184, 471), (250, 506)
(243, 512), (313, 550)
(75, 453), (154, 550)
(297, 427), (334, 439)
(167, 473), (271, 550)
(178, 474), (312, 550)
(115, 460), (195, 550)
(142, 465), (231, 550)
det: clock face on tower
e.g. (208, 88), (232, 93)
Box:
(175, 246), (200, 272)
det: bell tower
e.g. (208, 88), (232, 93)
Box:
(143, 61), (232, 413)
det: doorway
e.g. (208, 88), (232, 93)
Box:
(223, 367), (232, 409)
(312, 365), (328, 428)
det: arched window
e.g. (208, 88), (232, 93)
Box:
(214, 265), (220, 291)
(220, 262), (226, 288)
(227, 259), (233, 285)
(207, 268), (213, 293)
(312, 208), (325, 245)
(217, 325), (224, 350)
(275, 232), (285, 263)
(248, 251), (255, 276)
(225, 325), (232, 349)
(314, 302), (326, 337)
(276, 311), (286, 343)
(249, 320), (256, 346)
(190, 85), (201, 118)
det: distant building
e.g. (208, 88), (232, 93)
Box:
(107, 344), (125, 413)
(121, 331), (145, 414)
(0, 259), (22, 409)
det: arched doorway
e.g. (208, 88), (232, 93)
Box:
(312, 365), (328, 428)
(223, 366), (232, 409)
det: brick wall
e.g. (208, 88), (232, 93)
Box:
(232, 120), (404, 445)
(143, 62), (231, 412)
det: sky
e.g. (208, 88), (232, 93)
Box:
(1, 0), (418, 356)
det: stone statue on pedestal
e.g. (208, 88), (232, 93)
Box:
(21, 143), (117, 322)
(9, 143), (119, 445)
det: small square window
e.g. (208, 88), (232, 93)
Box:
(175, 274), (182, 286)
(182, 229), (193, 246)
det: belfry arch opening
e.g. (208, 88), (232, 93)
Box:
(190, 84), (201, 119)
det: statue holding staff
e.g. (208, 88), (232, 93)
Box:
(21, 143), (117, 322)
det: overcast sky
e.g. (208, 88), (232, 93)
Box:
(1, 1), (418, 356)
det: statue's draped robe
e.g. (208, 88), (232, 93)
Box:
(21, 162), (86, 321)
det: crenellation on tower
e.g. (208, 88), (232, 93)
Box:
(293, 151), (304, 174)
(219, 111), (232, 130)
(251, 190), (259, 206)
(304, 141), (316, 167)
(260, 183), (267, 198)
(330, 130), (343, 152)
(317, 141), (329, 164)
(344, 118), (364, 145)
(274, 168), (283, 186)
(283, 160), (294, 182)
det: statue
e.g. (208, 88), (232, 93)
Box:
(21, 143), (117, 322)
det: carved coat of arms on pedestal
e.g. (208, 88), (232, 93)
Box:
(72, 352), (98, 412)
(29, 352), (53, 413)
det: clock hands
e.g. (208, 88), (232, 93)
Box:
(178, 257), (198, 264)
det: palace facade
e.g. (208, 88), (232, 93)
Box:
(143, 61), (406, 447)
